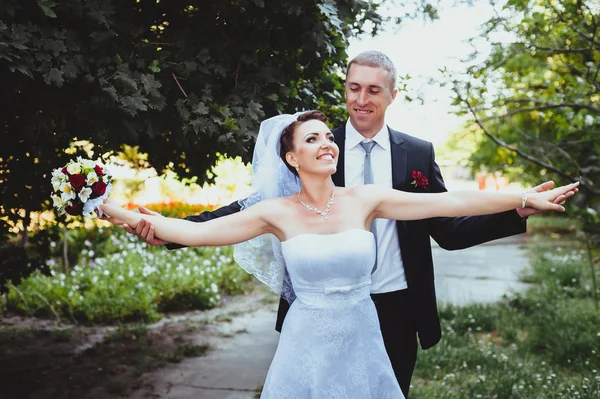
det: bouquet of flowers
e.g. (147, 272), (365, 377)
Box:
(50, 157), (113, 218)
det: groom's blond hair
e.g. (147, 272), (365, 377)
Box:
(346, 51), (398, 92)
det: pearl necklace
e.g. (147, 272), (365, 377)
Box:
(297, 189), (335, 220)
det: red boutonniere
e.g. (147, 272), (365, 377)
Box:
(411, 170), (429, 189)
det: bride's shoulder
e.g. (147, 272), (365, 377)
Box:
(343, 185), (385, 199)
(256, 196), (295, 214)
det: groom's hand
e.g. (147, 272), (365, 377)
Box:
(123, 205), (169, 246)
(516, 180), (578, 218)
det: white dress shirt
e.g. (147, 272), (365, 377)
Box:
(344, 120), (408, 293)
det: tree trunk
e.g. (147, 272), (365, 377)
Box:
(20, 209), (30, 249)
(585, 233), (599, 310)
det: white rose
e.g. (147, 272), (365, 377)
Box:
(66, 162), (81, 175)
(60, 181), (73, 194)
(86, 171), (99, 185)
(61, 188), (76, 202)
(83, 159), (96, 169)
(52, 180), (62, 192)
(79, 187), (93, 202)
(52, 195), (64, 208)
(52, 168), (66, 179)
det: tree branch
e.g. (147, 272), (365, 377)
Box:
(526, 43), (592, 54)
(478, 101), (600, 122)
(465, 99), (600, 196)
(171, 73), (188, 98)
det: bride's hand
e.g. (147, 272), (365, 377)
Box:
(527, 181), (579, 212)
(99, 199), (135, 226)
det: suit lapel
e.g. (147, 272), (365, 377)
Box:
(389, 128), (409, 237)
(332, 125), (346, 187)
(389, 128), (408, 189)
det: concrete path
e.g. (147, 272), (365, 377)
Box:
(432, 235), (532, 305)
(126, 292), (279, 399)
(126, 235), (532, 398)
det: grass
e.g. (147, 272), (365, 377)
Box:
(411, 231), (600, 398)
(0, 321), (212, 399)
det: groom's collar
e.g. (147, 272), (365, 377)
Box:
(344, 120), (391, 151)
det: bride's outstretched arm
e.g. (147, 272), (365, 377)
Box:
(366, 182), (579, 221)
(99, 199), (281, 247)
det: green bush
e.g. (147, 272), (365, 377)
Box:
(413, 234), (600, 398)
(6, 228), (252, 324)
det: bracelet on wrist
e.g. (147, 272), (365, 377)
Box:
(521, 192), (528, 208)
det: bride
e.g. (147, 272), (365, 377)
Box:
(100, 110), (578, 398)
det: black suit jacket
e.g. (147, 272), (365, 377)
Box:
(168, 123), (526, 350)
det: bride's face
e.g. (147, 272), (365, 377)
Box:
(286, 120), (339, 176)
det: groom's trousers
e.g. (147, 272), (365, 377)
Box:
(371, 289), (418, 398)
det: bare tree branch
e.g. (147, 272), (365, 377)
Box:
(477, 101), (600, 123)
(526, 43), (593, 54)
(171, 73), (188, 99)
(465, 99), (600, 195)
(516, 127), (583, 172)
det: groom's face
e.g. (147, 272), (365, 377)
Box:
(345, 64), (397, 138)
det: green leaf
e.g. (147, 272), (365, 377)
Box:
(115, 71), (138, 91)
(44, 68), (64, 87)
(223, 117), (239, 131)
(140, 74), (162, 94)
(120, 94), (148, 116)
(148, 60), (161, 73)
(192, 102), (209, 115)
(61, 61), (79, 78)
(37, 0), (57, 18)
(45, 39), (67, 56)
(102, 86), (119, 101)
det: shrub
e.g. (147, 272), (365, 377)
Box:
(5, 228), (252, 324)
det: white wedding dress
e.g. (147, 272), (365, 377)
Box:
(260, 229), (405, 398)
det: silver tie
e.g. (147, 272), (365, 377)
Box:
(360, 141), (378, 273)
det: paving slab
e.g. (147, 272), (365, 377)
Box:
(127, 295), (279, 399)
(432, 235), (532, 305)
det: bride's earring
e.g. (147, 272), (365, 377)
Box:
(295, 165), (300, 172)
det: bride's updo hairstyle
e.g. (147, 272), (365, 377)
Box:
(279, 110), (328, 176)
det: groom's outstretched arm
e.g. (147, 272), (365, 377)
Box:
(165, 200), (243, 250)
(124, 200), (243, 249)
(425, 146), (527, 250)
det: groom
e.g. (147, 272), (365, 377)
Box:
(127, 51), (556, 397)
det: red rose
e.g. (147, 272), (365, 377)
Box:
(94, 165), (104, 176)
(411, 170), (429, 189)
(61, 167), (68, 175)
(69, 174), (86, 192)
(91, 181), (107, 198)
(65, 202), (82, 216)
